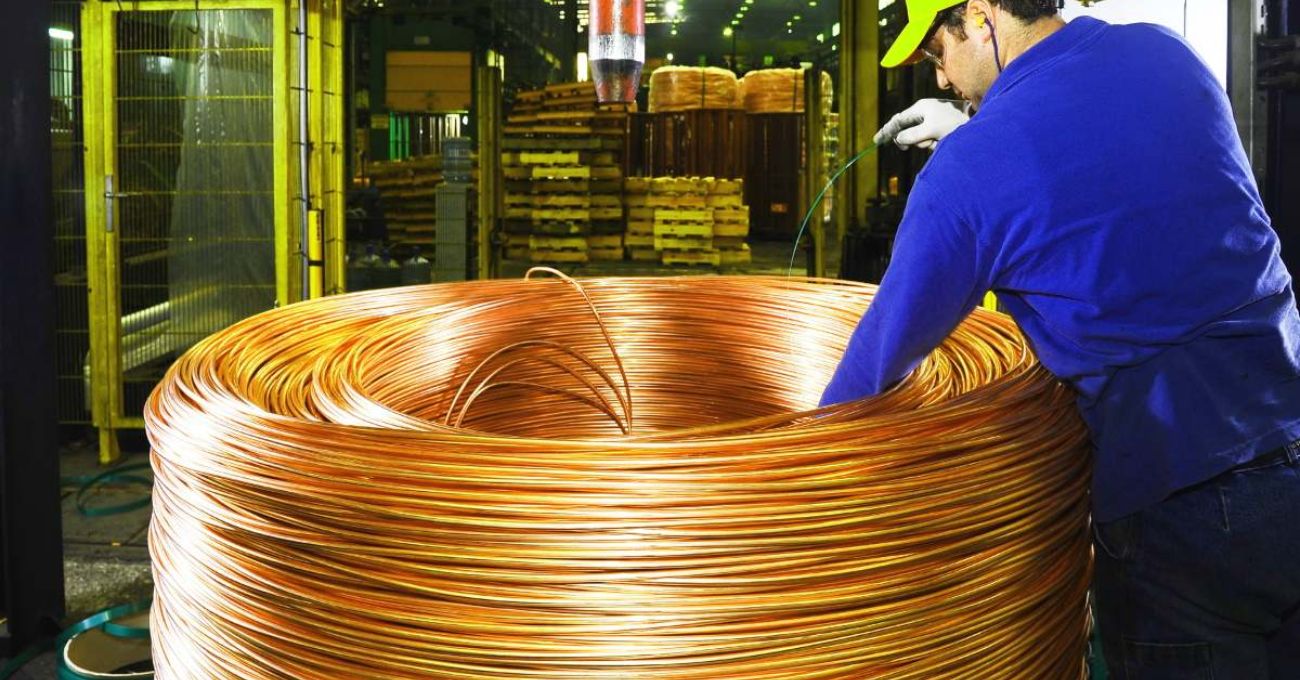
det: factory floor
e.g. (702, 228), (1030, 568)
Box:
(1, 439), (154, 678)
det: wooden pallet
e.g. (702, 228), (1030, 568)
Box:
(589, 247), (625, 262)
(655, 236), (714, 251)
(529, 236), (588, 251)
(663, 250), (721, 267)
(628, 247), (660, 262)
(650, 178), (708, 195)
(502, 137), (623, 152)
(713, 223), (750, 238)
(627, 221), (655, 236)
(530, 249), (590, 264)
(654, 222), (713, 239)
(719, 244), (752, 266)
(625, 233), (655, 249)
(517, 151), (582, 166)
(531, 208), (590, 222)
(706, 193), (745, 208)
(646, 194), (707, 209)
(506, 193), (592, 208)
(709, 179), (745, 194)
(714, 237), (748, 250)
(714, 206), (750, 221)
(591, 166), (624, 180)
(587, 235), (624, 249)
(504, 125), (624, 138)
(519, 180), (592, 194)
(531, 222), (589, 236)
(655, 209), (712, 223)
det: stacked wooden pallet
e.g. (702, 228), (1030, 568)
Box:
(367, 155), (443, 248)
(503, 82), (630, 264)
(710, 179), (752, 266)
(507, 82), (633, 138)
(624, 177), (750, 266)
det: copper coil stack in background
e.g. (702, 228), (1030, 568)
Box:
(145, 275), (1093, 679)
(648, 66), (744, 112)
(741, 68), (834, 114)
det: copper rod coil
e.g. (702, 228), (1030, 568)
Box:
(145, 276), (1092, 679)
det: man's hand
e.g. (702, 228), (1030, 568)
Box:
(874, 99), (971, 151)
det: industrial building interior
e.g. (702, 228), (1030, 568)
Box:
(1, 0), (1298, 678)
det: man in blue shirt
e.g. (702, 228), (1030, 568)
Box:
(822, 0), (1300, 676)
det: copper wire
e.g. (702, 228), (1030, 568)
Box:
(145, 276), (1093, 679)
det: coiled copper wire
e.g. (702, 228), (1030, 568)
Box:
(144, 275), (1093, 679)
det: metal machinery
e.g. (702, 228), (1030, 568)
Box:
(1235, 0), (1300, 278)
(74, 0), (346, 464)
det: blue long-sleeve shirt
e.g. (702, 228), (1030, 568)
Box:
(821, 17), (1300, 522)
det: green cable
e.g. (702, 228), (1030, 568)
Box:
(787, 144), (879, 277)
(67, 463), (153, 517)
(0, 599), (153, 680)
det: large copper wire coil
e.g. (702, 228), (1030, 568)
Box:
(145, 274), (1092, 679)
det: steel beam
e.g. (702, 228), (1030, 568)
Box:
(837, 0), (880, 244)
(0, 0), (66, 654)
(1230, 0), (1269, 183)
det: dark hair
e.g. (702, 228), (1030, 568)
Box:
(936, 1), (1060, 38)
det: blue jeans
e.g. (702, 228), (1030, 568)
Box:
(1093, 443), (1300, 679)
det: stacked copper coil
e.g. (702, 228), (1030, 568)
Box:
(145, 275), (1093, 679)
(741, 68), (835, 114)
(648, 66), (744, 112)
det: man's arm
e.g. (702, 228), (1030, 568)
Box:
(820, 177), (994, 406)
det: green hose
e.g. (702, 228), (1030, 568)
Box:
(787, 144), (879, 277)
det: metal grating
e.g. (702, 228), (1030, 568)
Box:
(113, 9), (278, 416)
(52, 1), (89, 424)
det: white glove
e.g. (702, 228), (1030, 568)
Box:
(874, 99), (971, 150)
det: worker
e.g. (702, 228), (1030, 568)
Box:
(821, 1), (1300, 677)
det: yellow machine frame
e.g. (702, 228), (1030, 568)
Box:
(81, 0), (344, 464)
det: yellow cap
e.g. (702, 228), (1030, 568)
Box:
(881, 0), (966, 68)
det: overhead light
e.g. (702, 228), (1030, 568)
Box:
(723, 26), (734, 37)
(671, 27), (678, 36)
(48, 27), (74, 41)
(664, 0), (680, 18)
(832, 22), (841, 36)
(667, 52), (675, 62)
(816, 33), (824, 43)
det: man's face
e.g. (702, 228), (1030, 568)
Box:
(924, 13), (997, 108)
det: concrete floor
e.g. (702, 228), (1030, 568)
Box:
(1, 438), (154, 678)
